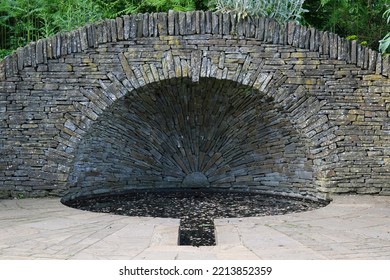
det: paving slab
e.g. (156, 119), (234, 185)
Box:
(0, 194), (389, 259)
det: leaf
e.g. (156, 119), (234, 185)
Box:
(384, 8), (390, 24)
(379, 33), (390, 54)
(320, 0), (332, 6)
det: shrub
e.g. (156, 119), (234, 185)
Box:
(211, 0), (307, 24)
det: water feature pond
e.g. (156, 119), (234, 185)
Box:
(63, 189), (329, 246)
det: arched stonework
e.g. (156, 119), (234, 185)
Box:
(0, 11), (389, 199)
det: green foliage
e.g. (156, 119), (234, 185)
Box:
(379, 33), (390, 53)
(118, 0), (196, 15)
(94, 0), (128, 19)
(0, 49), (12, 58)
(16, 192), (26, 199)
(385, 6), (390, 24)
(346, 35), (367, 46)
(0, 0), (207, 59)
(0, 0), (44, 48)
(303, 0), (389, 51)
(1, 0), (389, 60)
(346, 35), (358, 41)
(379, 8), (390, 54)
(53, 0), (104, 32)
(0, 0), (106, 59)
(211, 0), (307, 24)
(195, 0), (211, 10)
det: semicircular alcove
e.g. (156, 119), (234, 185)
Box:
(66, 77), (315, 199)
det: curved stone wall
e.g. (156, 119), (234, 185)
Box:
(0, 11), (389, 199)
(68, 77), (311, 198)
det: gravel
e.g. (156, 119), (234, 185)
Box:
(63, 190), (329, 246)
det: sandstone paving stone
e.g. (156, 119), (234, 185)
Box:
(218, 195), (390, 260)
(234, 225), (328, 259)
(2, 195), (389, 259)
(214, 224), (241, 245)
(0, 198), (178, 259)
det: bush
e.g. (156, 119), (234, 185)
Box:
(118, 0), (197, 14)
(212, 0), (307, 24)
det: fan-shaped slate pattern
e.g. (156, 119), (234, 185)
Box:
(69, 78), (310, 196)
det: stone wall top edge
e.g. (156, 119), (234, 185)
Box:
(0, 10), (389, 81)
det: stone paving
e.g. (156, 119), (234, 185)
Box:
(0, 194), (389, 260)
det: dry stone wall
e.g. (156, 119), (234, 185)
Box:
(0, 11), (389, 199)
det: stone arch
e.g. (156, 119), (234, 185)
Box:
(0, 11), (389, 199)
(67, 76), (315, 199)
(63, 48), (325, 200)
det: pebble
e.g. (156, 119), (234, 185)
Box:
(64, 190), (329, 246)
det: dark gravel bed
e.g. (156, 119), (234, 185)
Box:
(63, 190), (329, 246)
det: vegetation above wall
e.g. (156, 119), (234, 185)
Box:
(303, 0), (389, 53)
(0, 0), (389, 59)
(379, 7), (390, 54)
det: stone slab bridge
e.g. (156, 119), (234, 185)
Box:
(1, 11), (389, 200)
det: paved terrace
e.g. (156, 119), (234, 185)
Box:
(0, 194), (389, 260)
